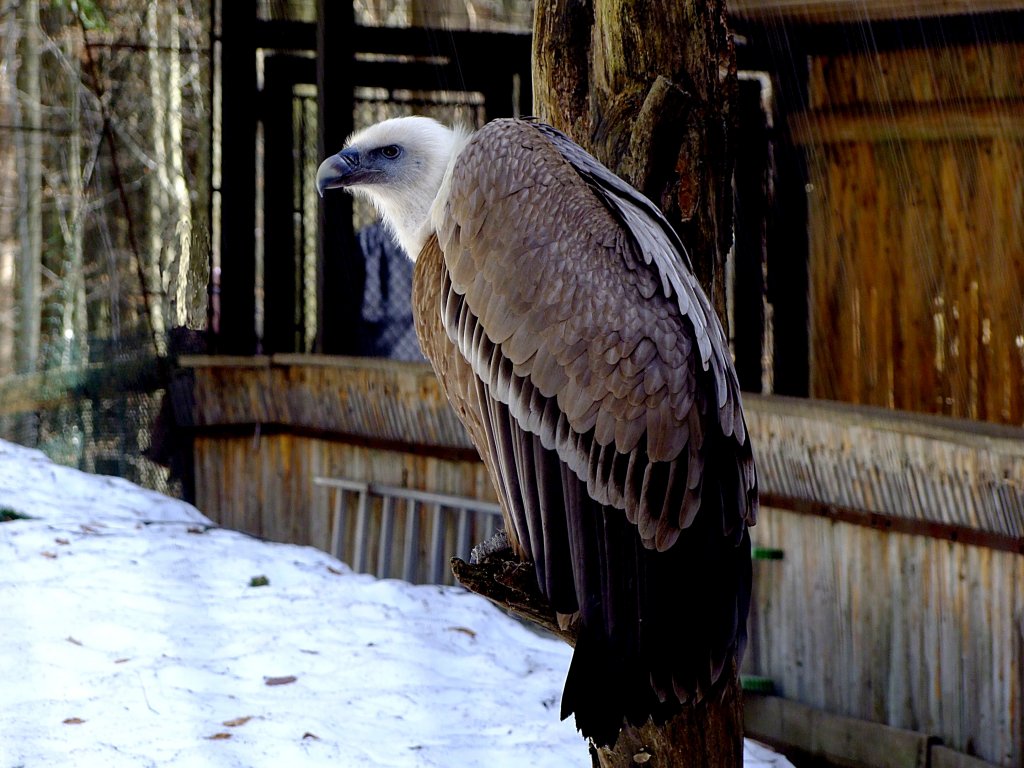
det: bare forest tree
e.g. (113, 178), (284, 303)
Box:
(0, 0), (210, 379)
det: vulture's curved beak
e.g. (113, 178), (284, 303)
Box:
(316, 148), (371, 197)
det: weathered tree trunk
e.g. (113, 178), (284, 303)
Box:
(145, 2), (171, 354)
(532, 2), (743, 765)
(0, 18), (20, 378)
(60, 29), (88, 369)
(17, 0), (42, 375)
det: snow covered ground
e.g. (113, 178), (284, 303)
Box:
(0, 439), (790, 767)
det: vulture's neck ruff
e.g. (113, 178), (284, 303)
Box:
(316, 116), (470, 259)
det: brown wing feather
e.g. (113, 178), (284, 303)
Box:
(413, 235), (525, 557)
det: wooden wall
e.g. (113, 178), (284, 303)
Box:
(747, 507), (1023, 767)
(180, 356), (1024, 766)
(795, 40), (1024, 424)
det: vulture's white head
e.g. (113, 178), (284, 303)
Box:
(316, 116), (469, 259)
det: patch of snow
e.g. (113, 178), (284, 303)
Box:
(0, 439), (790, 767)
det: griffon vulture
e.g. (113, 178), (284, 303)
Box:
(316, 116), (757, 747)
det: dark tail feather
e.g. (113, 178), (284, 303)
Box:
(560, 625), (629, 747)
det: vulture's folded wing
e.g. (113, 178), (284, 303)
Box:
(432, 119), (756, 549)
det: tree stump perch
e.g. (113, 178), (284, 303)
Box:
(452, 554), (745, 768)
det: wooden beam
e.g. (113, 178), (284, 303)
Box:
(744, 694), (1006, 768)
(177, 354), (476, 454)
(733, 77), (769, 393)
(730, 0), (1024, 23)
(217, 0), (258, 354)
(261, 56), (299, 354)
(177, 357), (1024, 551)
(315, 0), (360, 355)
(760, 492), (1024, 555)
(744, 694), (934, 768)
(790, 101), (1024, 144)
(931, 746), (1006, 768)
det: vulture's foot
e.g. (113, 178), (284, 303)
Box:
(451, 552), (576, 647)
(469, 528), (512, 564)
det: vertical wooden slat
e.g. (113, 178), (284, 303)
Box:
(455, 507), (471, 561)
(429, 503), (446, 585)
(403, 499), (421, 583)
(751, 505), (1024, 766)
(352, 487), (370, 573)
(804, 42), (1024, 426)
(329, 486), (346, 559)
(377, 495), (394, 578)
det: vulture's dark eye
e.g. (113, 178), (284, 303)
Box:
(380, 145), (401, 159)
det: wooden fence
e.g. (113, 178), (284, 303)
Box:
(312, 477), (500, 585)
(177, 355), (1023, 767)
(744, 396), (1024, 767)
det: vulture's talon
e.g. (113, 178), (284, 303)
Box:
(470, 528), (513, 564)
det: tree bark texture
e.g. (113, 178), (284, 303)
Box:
(531, 2), (743, 766)
(17, 0), (42, 375)
(533, 0), (737, 319)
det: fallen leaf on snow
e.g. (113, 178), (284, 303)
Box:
(114, 658), (130, 664)
(448, 626), (477, 639)
(326, 565), (344, 575)
(55, 537), (70, 546)
(302, 732), (320, 740)
(223, 715), (253, 727)
(63, 717), (86, 725)
(66, 636), (83, 646)
(206, 732), (232, 740)
(263, 675), (297, 686)
(40, 551), (57, 559)
(249, 575), (270, 587)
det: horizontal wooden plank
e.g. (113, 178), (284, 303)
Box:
(745, 392), (1024, 447)
(252, 19), (530, 58)
(730, 0), (1024, 23)
(744, 694), (932, 768)
(745, 393), (1024, 543)
(931, 745), (1005, 768)
(178, 355), (475, 454)
(789, 102), (1024, 144)
(760, 492), (1024, 554)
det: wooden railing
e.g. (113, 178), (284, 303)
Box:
(313, 477), (500, 585)
(746, 394), (1024, 553)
